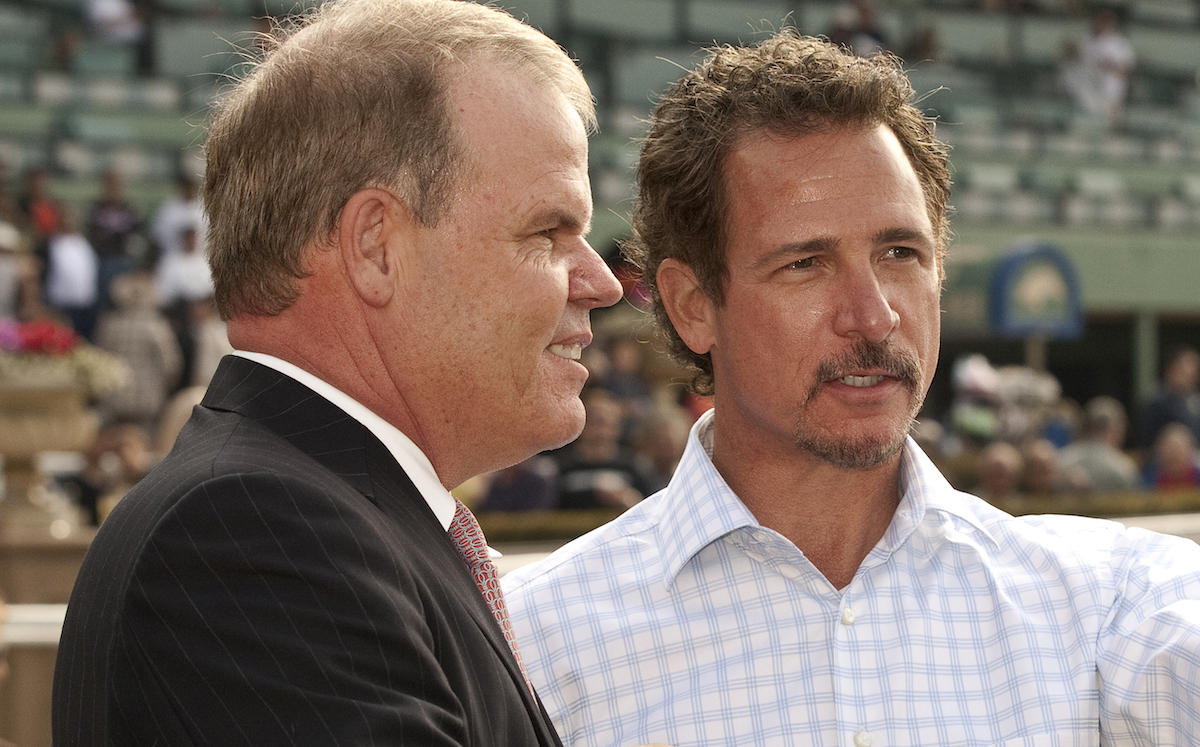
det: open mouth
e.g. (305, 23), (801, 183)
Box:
(548, 343), (583, 361)
(840, 374), (886, 387)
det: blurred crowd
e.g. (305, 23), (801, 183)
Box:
(467, 317), (1200, 518)
(920, 345), (1200, 504)
(467, 331), (702, 516)
(0, 0), (1171, 526)
(828, 0), (1137, 127)
(0, 159), (231, 524)
(4, 146), (1197, 525)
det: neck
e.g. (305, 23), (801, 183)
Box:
(711, 423), (902, 591)
(227, 304), (444, 475)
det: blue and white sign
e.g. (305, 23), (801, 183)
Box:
(988, 242), (1084, 339)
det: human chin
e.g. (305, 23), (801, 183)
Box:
(792, 396), (921, 470)
(525, 360), (588, 431)
(794, 426), (909, 470)
(534, 394), (587, 451)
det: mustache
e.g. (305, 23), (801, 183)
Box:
(812, 341), (922, 395)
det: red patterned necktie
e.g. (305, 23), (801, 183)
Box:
(447, 498), (533, 690)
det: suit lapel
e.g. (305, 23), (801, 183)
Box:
(201, 356), (538, 706)
(203, 355), (375, 498)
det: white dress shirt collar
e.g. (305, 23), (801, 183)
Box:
(655, 408), (994, 585)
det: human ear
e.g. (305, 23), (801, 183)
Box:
(657, 258), (716, 356)
(337, 188), (411, 308)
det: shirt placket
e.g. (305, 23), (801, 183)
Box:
(834, 577), (888, 747)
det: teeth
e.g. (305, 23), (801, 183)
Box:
(549, 344), (583, 361)
(842, 375), (884, 387)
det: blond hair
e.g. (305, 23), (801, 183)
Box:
(204, 0), (593, 319)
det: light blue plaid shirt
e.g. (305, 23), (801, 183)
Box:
(504, 410), (1200, 747)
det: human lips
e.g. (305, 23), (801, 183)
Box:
(814, 341), (923, 397)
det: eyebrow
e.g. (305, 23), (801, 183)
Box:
(750, 236), (837, 272)
(531, 207), (591, 236)
(873, 227), (933, 246)
(750, 227), (933, 272)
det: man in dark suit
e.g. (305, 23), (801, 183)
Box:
(52, 0), (624, 743)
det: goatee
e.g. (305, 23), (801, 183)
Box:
(793, 340), (923, 470)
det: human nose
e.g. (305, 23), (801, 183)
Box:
(831, 265), (900, 343)
(570, 239), (624, 310)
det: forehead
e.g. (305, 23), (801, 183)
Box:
(446, 61), (590, 218)
(721, 124), (932, 249)
(450, 61), (586, 168)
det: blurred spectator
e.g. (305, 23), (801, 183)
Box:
(86, 0), (146, 44)
(604, 336), (653, 435)
(58, 421), (155, 525)
(948, 354), (1002, 449)
(154, 384), (205, 458)
(151, 175), (206, 265)
(155, 224), (215, 383)
(1058, 395), (1139, 494)
(187, 295), (232, 388)
(995, 364), (1061, 444)
(154, 225), (212, 306)
(580, 338), (610, 383)
(87, 169), (144, 310)
(43, 208), (99, 341)
(1040, 397), (1081, 449)
(0, 159), (21, 226)
(1141, 422), (1200, 491)
(0, 221), (35, 319)
(18, 167), (62, 242)
(95, 272), (183, 434)
(631, 404), (692, 494)
(477, 456), (559, 513)
(828, 0), (889, 57)
(1057, 39), (1088, 111)
(976, 440), (1023, 502)
(1020, 437), (1084, 495)
(1075, 9), (1135, 125)
(554, 388), (657, 511)
(901, 26), (940, 64)
(1137, 344), (1200, 449)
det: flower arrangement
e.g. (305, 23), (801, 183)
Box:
(0, 318), (129, 394)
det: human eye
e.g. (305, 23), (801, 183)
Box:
(885, 245), (919, 261)
(784, 256), (815, 270)
(527, 227), (556, 249)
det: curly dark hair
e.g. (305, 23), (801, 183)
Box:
(623, 32), (951, 395)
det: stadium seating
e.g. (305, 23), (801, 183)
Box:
(0, 0), (1196, 245)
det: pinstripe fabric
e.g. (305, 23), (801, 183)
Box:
(504, 410), (1200, 747)
(53, 355), (562, 746)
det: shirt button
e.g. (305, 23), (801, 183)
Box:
(853, 730), (873, 747)
(840, 607), (856, 626)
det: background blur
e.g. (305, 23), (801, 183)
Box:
(1, 1), (1200, 744)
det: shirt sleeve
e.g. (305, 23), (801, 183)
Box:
(1097, 527), (1200, 744)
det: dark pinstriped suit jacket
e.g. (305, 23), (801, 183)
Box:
(52, 355), (563, 746)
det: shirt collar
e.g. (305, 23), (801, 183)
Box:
(654, 409), (765, 584)
(232, 351), (457, 531)
(655, 408), (994, 585)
